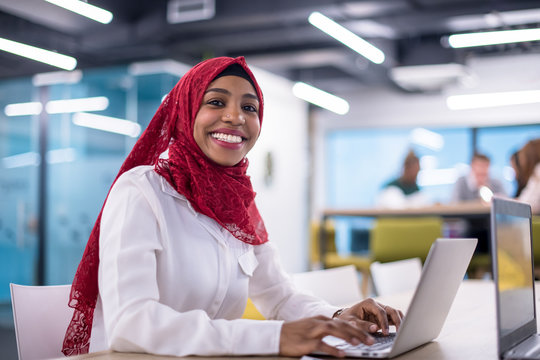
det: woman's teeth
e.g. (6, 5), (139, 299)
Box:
(211, 132), (242, 143)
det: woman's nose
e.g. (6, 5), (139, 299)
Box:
(223, 109), (245, 125)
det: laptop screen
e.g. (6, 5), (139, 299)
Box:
(492, 197), (536, 352)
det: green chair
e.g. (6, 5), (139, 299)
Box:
(370, 217), (443, 264)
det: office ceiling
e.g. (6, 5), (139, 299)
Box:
(0, 0), (539, 94)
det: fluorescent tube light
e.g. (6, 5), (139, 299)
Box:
(32, 70), (82, 86)
(72, 112), (142, 137)
(2, 148), (76, 168)
(46, 96), (109, 114)
(46, 148), (76, 164)
(308, 11), (385, 64)
(292, 82), (349, 115)
(45, 0), (113, 24)
(448, 28), (540, 48)
(410, 128), (444, 151)
(447, 90), (540, 110)
(0, 37), (77, 70)
(2, 152), (40, 168)
(4, 102), (43, 116)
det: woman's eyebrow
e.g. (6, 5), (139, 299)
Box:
(204, 87), (259, 102)
(205, 87), (230, 95)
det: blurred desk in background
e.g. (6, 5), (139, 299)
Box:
(322, 201), (490, 219)
(319, 202), (492, 277)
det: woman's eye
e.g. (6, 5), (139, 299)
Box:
(208, 99), (224, 106)
(243, 105), (257, 113)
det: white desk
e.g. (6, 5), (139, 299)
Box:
(57, 279), (512, 360)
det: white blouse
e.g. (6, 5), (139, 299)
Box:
(89, 165), (338, 356)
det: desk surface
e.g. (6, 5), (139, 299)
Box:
(323, 201), (490, 218)
(58, 280), (508, 360)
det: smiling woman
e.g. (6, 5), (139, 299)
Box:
(61, 56), (402, 358)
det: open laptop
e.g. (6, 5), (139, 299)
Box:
(320, 237), (477, 358)
(491, 197), (540, 359)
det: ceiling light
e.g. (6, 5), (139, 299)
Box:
(447, 90), (540, 110)
(448, 28), (540, 48)
(0, 37), (77, 70)
(45, 0), (113, 24)
(308, 11), (385, 64)
(32, 70), (83, 87)
(46, 96), (109, 114)
(4, 102), (43, 116)
(410, 128), (444, 151)
(2, 152), (40, 169)
(72, 112), (142, 137)
(447, 8), (540, 32)
(292, 82), (349, 115)
(46, 148), (76, 164)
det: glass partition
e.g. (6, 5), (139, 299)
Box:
(0, 64), (184, 295)
(0, 78), (39, 301)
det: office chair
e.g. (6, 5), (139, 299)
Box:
(10, 283), (73, 360)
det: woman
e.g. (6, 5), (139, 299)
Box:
(62, 56), (402, 357)
(517, 138), (540, 214)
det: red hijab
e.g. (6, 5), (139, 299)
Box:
(62, 56), (268, 355)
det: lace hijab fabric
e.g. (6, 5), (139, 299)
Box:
(62, 56), (268, 355)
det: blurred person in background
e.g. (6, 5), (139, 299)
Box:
(510, 150), (527, 198)
(376, 150), (430, 208)
(516, 138), (540, 214)
(451, 152), (506, 204)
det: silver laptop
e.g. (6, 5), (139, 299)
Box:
(321, 237), (477, 358)
(491, 197), (540, 359)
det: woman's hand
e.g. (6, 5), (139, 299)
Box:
(335, 298), (404, 335)
(279, 315), (376, 357)
(278, 299), (403, 357)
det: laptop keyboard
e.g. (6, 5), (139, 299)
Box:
(335, 332), (396, 351)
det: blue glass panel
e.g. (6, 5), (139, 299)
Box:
(0, 78), (39, 301)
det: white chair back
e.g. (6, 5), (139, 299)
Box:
(370, 257), (422, 296)
(291, 265), (362, 306)
(10, 283), (73, 360)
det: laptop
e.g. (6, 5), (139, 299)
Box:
(491, 197), (540, 359)
(320, 237), (477, 358)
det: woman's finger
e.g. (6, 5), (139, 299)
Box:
(316, 340), (346, 358)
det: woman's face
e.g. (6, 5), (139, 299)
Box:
(192, 75), (260, 166)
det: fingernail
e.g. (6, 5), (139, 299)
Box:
(369, 324), (378, 332)
(351, 337), (360, 345)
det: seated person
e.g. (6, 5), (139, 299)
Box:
(61, 56), (402, 358)
(451, 152), (505, 255)
(451, 152), (506, 203)
(516, 139), (540, 214)
(376, 150), (429, 209)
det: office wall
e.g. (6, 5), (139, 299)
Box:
(248, 68), (310, 273)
